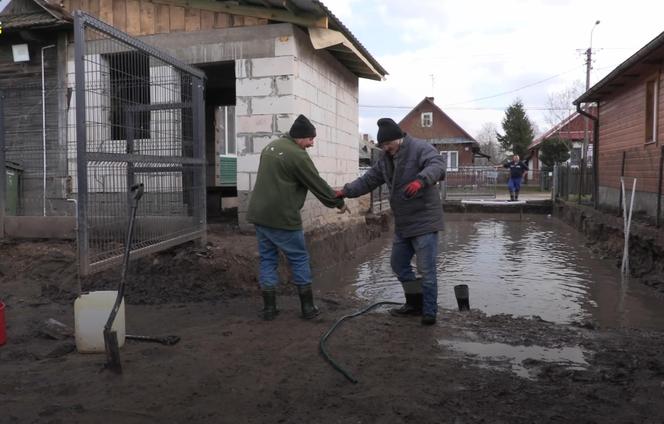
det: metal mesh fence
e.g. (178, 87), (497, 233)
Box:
(443, 167), (551, 200)
(0, 80), (73, 217)
(72, 12), (206, 274)
(367, 148), (389, 213)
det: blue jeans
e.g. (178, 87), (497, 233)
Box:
(255, 225), (312, 289)
(508, 177), (522, 192)
(390, 232), (439, 316)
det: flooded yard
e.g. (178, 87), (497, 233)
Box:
(318, 213), (664, 331)
(2, 219), (664, 423)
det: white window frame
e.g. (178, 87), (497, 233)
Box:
(217, 105), (237, 157)
(441, 150), (458, 171)
(645, 78), (658, 144)
(421, 112), (433, 127)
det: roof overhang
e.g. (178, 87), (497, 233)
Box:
(309, 27), (383, 81)
(575, 30), (664, 104)
(0, 0), (72, 31)
(214, 0), (387, 80)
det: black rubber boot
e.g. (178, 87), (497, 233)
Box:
(261, 289), (278, 321)
(509, 191), (515, 201)
(514, 191), (519, 200)
(297, 284), (320, 319)
(421, 314), (436, 326)
(390, 293), (423, 317)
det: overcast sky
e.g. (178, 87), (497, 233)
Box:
(323, 0), (664, 140)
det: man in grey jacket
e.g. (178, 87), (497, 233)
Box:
(336, 118), (446, 325)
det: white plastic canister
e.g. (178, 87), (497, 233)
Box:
(74, 291), (125, 353)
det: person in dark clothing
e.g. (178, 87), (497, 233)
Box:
(247, 114), (348, 321)
(336, 118), (446, 326)
(503, 155), (529, 201)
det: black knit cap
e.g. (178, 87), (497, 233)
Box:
(376, 118), (405, 144)
(289, 114), (317, 138)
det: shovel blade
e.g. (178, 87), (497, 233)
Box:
(104, 329), (123, 374)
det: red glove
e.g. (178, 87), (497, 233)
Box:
(334, 190), (345, 198)
(404, 179), (423, 197)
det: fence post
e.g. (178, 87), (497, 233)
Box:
(192, 76), (207, 247)
(551, 164), (558, 202)
(74, 12), (90, 277)
(657, 146), (663, 228)
(578, 158), (584, 204)
(0, 91), (5, 239)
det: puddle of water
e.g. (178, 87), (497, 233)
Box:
(316, 214), (664, 330)
(438, 339), (588, 379)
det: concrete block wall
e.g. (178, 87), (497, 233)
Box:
(237, 27), (362, 229)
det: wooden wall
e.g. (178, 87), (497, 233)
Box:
(61, 0), (268, 36)
(597, 69), (663, 193)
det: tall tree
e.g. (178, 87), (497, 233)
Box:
(475, 122), (505, 164)
(539, 137), (571, 170)
(544, 80), (585, 127)
(497, 99), (535, 158)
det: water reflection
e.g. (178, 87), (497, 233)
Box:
(438, 339), (588, 379)
(317, 214), (664, 330)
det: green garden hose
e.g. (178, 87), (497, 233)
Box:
(319, 301), (402, 384)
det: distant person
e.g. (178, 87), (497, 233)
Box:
(336, 118), (445, 326)
(503, 155), (529, 201)
(247, 114), (349, 321)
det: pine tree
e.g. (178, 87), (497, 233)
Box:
(497, 99), (535, 159)
(539, 137), (571, 170)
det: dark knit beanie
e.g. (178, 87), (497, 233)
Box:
(289, 114), (317, 138)
(376, 118), (405, 144)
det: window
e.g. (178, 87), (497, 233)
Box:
(421, 112), (433, 127)
(108, 52), (151, 140)
(216, 106), (236, 156)
(645, 79), (658, 143)
(570, 147), (582, 167)
(441, 150), (458, 171)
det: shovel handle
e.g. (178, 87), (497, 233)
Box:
(131, 183), (144, 201)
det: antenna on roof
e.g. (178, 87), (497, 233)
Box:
(430, 74), (435, 96)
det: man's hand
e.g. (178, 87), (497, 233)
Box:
(404, 179), (423, 197)
(334, 190), (345, 199)
(337, 204), (351, 214)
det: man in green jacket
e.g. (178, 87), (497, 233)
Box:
(247, 114), (348, 321)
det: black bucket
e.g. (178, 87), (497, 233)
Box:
(454, 284), (470, 311)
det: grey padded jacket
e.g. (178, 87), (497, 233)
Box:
(343, 135), (446, 238)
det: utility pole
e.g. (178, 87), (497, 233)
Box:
(582, 20), (600, 164)
(580, 20), (600, 203)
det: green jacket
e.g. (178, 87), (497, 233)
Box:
(247, 136), (344, 230)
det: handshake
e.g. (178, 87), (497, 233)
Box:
(334, 190), (351, 214)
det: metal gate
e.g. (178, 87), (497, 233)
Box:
(73, 11), (206, 275)
(443, 166), (498, 199)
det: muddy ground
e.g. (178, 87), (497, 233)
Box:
(2, 219), (664, 423)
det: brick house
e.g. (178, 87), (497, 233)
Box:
(398, 97), (482, 170)
(528, 107), (596, 172)
(0, 0), (386, 230)
(575, 30), (663, 218)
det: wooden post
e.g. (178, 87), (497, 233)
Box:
(657, 146), (663, 228)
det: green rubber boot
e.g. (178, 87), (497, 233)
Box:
(261, 288), (278, 321)
(297, 284), (320, 320)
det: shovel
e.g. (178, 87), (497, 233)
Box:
(103, 183), (144, 373)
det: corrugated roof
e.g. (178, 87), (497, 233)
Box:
(223, 0), (387, 80)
